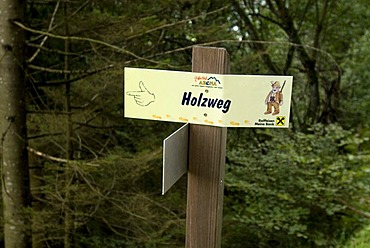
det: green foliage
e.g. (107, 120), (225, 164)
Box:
(341, 30), (370, 129)
(1, 0), (366, 247)
(343, 224), (370, 248)
(223, 124), (370, 247)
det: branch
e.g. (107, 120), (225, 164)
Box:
(30, 0), (92, 42)
(265, 0), (280, 16)
(71, 92), (100, 110)
(337, 198), (370, 219)
(296, 0), (313, 32)
(72, 122), (123, 129)
(27, 147), (69, 163)
(126, 5), (231, 41)
(231, 0), (280, 73)
(28, 0), (61, 63)
(28, 64), (113, 75)
(27, 147), (99, 166)
(312, 0), (331, 59)
(283, 45), (295, 74)
(27, 132), (63, 140)
(133, 39), (339, 73)
(27, 110), (71, 115)
(252, 13), (283, 28)
(101, 217), (131, 238)
(27, 42), (87, 57)
(13, 21), (178, 68)
(31, 64), (114, 86)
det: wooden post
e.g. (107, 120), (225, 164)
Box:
(186, 46), (230, 247)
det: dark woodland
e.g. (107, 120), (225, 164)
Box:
(0, 0), (369, 247)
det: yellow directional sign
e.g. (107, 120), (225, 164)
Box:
(124, 67), (293, 128)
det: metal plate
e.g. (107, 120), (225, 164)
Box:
(162, 123), (189, 194)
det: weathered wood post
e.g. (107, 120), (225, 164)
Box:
(186, 46), (230, 247)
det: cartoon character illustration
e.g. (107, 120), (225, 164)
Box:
(264, 81), (285, 115)
(126, 81), (155, 106)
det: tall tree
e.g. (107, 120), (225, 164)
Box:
(0, 0), (32, 247)
(63, 1), (75, 247)
(230, 0), (362, 128)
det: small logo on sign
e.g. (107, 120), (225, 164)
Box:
(193, 76), (222, 89)
(276, 116), (286, 126)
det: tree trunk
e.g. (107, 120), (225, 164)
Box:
(63, 2), (74, 248)
(0, 0), (32, 247)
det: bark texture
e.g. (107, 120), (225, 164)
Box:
(0, 0), (32, 247)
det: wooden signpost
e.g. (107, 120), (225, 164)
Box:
(186, 47), (229, 247)
(124, 46), (293, 247)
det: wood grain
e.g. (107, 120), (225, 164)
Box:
(186, 46), (230, 248)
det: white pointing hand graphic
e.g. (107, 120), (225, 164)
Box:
(126, 81), (155, 106)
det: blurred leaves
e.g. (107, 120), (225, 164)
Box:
(224, 124), (370, 247)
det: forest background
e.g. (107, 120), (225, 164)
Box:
(0, 0), (369, 247)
